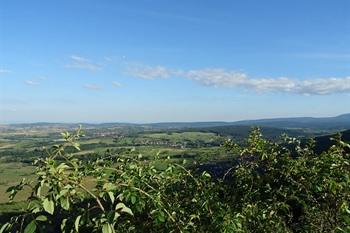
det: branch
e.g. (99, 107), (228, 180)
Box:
(75, 182), (105, 212)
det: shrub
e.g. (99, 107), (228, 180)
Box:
(1, 128), (349, 232)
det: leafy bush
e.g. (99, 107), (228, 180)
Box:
(1, 127), (349, 232)
(221, 130), (350, 232)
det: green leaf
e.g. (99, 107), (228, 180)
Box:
(102, 223), (113, 233)
(24, 220), (36, 233)
(103, 183), (115, 191)
(43, 198), (54, 215)
(36, 215), (47, 222)
(115, 202), (125, 211)
(61, 219), (67, 232)
(75, 215), (82, 232)
(36, 186), (42, 197)
(72, 142), (81, 151)
(115, 202), (133, 216)
(113, 212), (121, 221)
(157, 211), (166, 222)
(57, 163), (69, 173)
(122, 206), (133, 216)
(131, 195), (136, 204)
(60, 196), (70, 210)
(0, 223), (10, 233)
(202, 171), (211, 178)
(108, 191), (115, 204)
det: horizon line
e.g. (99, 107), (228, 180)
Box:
(1, 113), (348, 126)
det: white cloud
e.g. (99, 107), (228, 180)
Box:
(0, 69), (11, 75)
(293, 77), (350, 95)
(187, 70), (350, 95)
(23, 76), (47, 86)
(112, 81), (122, 88)
(83, 84), (103, 90)
(124, 64), (350, 95)
(67, 55), (102, 71)
(24, 80), (40, 86)
(186, 69), (247, 87)
(124, 64), (171, 80)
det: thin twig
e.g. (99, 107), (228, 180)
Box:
(174, 164), (199, 185)
(76, 182), (105, 212)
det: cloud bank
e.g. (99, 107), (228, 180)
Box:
(125, 65), (350, 95)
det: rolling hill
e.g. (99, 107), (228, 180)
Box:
(2, 113), (350, 133)
(230, 113), (350, 130)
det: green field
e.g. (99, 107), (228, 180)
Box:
(0, 126), (228, 209)
(0, 163), (35, 203)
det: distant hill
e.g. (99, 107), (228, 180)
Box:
(1, 122), (233, 130)
(178, 125), (313, 142)
(145, 113), (350, 131)
(230, 113), (350, 130)
(146, 113), (350, 132)
(2, 113), (350, 132)
(146, 122), (234, 129)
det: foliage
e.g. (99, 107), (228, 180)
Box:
(1, 127), (219, 232)
(221, 130), (350, 232)
(1, 127), (350, 232)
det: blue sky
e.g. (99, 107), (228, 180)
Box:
(0, 0), (349, 123)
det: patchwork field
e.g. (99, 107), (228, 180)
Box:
(0, 125), (229, 209)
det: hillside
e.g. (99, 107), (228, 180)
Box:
(313, 129), (350, 154)
(3, 113), (350, 132)
(181, 125), (313, 141)
(231, 113), (350, 130)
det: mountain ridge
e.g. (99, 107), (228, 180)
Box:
(1, 113), (350, 131)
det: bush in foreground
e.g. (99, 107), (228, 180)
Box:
(1, 127), (349, 232)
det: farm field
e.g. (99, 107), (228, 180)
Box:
(0, 125), (229, 207)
